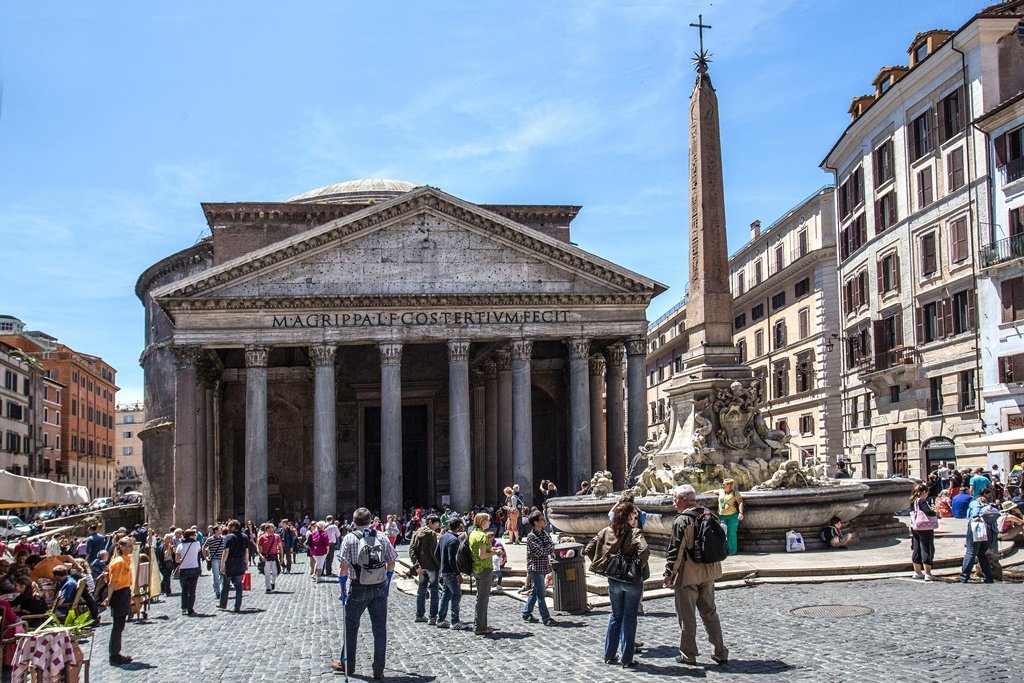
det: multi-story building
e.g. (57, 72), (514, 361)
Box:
(821, 5), (1024, 477)
(0, 340), (32, 475)
(37, 373), (64, 479)
(645, 297), (688, 439)
(730, 187), (844, 470)
(977, 89), (1024, 473)
(1, 318), (118, 497)
(115, 402), (145, 494)
(645, 187), (842, 469)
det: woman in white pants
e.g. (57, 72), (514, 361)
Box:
(257, 523), (281, 593)
(308, 521), (330, 581)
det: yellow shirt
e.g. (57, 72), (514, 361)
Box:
(108, 555), (132, 592)
(717, 490), (743, 516)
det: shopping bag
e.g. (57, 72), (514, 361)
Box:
(969, 517), (989, 543)
(241, 572), (252, 591)
(785, 530), (805, 552)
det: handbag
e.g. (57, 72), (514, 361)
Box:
(603, 529), (643, 583)
(241, 572), (252, 591)
(911, 500), (939, 531)
(969, 516), (989, 543)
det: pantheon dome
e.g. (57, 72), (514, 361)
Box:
(285, 178), (421, 205)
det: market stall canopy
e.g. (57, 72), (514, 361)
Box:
(0, 471), (89, 507)
(962, 428), (1024, 450)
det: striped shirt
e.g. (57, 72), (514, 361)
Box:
(203, 535), (224, 561)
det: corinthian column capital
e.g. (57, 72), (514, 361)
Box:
(625, 337), (648, 357)
(606, 343), (626, 368)
(509, 340), (533, 362)
(448, 339), (471, 363)
(171, 345), (202, 370)
(244, 345), (270, 368)
(494, 350), (512, 372)
(589, 354), (606, 377)
(310, 345), (337, 368)
(566, 338), (591, 361)
(379, 342), (403, 366)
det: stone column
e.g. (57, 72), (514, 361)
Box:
(172, 345), (200, 528)
(605, 344), (627, 490)
(510, 340), (534, 507)
(379, 343), (403, 516)
(204, 377), (216, 523)
(311, 345), (338, 518)
(567, 338), (592, 496)
(625, 337), (648, 485)
(589, 354), (607, 475)
(448, 340), (472, 512)
(483, 361), (499, 503)
(244, 345), (269, 523)
(496, 351), (513, 493)
(194, 360), (211, 526)
(471, 368), (486, 506)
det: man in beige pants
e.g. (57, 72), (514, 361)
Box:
(663, 485), (729, 666)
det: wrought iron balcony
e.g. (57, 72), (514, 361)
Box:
(857, 347), (916, 376)
(1003, 156), (1024, 185)
(981, 233), (1024, 268)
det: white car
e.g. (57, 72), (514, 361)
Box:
(0, 515), (33, 539)
(89, 497), (113, 510)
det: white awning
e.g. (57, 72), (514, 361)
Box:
(962, 428), (1024, 450)
(0, 471), (89, 507)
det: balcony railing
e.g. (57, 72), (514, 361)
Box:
(858, 347), (915, 375)
(1003, 157), (1024, 185)
(980, 233), (1024, 268)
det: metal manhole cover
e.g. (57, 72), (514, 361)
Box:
(790, 604), (874, 618)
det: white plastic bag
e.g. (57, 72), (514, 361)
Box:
(786, 530), (805, 552)
(970, 517), (989, 543)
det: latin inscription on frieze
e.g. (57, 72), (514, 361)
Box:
(271, 310), (573, 329)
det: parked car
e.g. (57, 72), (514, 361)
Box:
(0, 515), (34, 539)
(89, 497), (113, 510)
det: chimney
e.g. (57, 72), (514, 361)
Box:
(750, 220), (761, 240)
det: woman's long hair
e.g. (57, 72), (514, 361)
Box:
(909, 482), (928, 503)
(610, 502), (637, 541)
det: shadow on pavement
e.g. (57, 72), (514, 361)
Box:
(487, 631), (532, 640)
(714, 659), (795, 675)
(640, 645), (683, 659)
(115, 662), (157, 671)
(634, 663), (707, 678)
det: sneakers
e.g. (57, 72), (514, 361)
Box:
(911, 572), (925, 579)
(436, 620), (450, 629)
(428, 618), (436, 626)
(675, 655), (698, 666)
(924, 574), (938, 582)
(109, 654), (133, 666)
(475, 626), (496, 636)
(543, 617), (557, 626)
(711, 655), (729, 665)
(453, 622), (473, 630)
(414, 616), (428, 623)
(522, 613), (539, 623)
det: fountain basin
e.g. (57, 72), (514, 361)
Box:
(845, 477), (915, 539)
(546, 482), (873, 552)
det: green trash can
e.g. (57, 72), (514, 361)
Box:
(550, 541), (587, 613)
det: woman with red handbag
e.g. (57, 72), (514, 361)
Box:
(909, 483), (939, 581)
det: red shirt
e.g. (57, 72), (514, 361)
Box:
(257, 533), (280, 556)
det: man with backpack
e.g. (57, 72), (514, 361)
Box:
(333, 507), (398, 680)
(663, 485), (729, 666)
(435, 516), (472, 630)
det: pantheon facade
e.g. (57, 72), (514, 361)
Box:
(136, 180), (665, 528)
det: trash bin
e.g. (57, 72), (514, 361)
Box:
(550, 541), (587, 613)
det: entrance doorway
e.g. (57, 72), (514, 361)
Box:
(363, 405), (430, 513)
(532, 387), (567, 495)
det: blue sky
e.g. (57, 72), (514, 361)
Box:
(0, 1), (988, 402)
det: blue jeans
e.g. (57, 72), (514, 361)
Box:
(211, 558), (223, 600)
(416, 569), (439, 619)
(437, 573), (462, 623)
(522, 570), (550, 621)
(218, 573), (244, 611)
(960, 541), (994, 582)
(605, 578), (643, 664)
(345, 582), (389, 675)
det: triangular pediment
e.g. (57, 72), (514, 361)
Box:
(152, 187), (665, 306)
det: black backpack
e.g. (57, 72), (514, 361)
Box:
(685, 507), (729, 564)
(455, 534), (475, 575)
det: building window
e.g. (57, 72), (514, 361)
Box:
(799, 414), (814, 435)
(55, 411), (60, 426)
(949, 217), (968, 263)
(939, 87), (964, 143)
(891, 428), (909, 476)
(658, 366), (665, 382)
(736, 339), (747, 364)
(958, 370), (976, 411)
(949, 288), (975, 336)
(918, 300), (940, 343)
(796, 351), (813, 392)
(797, 308), (810, 340)
(928, 377), (943, 416)
(839, 214), (866, 261)
(843, 270), (869, 314)
(754, 330), (764, 358)
(797, 229), (809, 257)
(771, 291), (786, 311)
(648, 371), (655, 387)
(910, 111), (933, 161)
(734, 313), (746, 331)
(649, 402), (657, 425)
(123, 431), (133, 439)
(1001, 277), (1024, 323)
(657, 400), (666, 422)
(921, 232), (938, 276)
(864, 393), (872, 424)
(43, 407), (48, 423)
(996, 125), (1024, 183)
(754, 260), (763, 285)
(751, 304), (765, 322)
(878, 251), (900, 294)
(774, 246), (784, 274)
(946, 147), (965, 191)
(917, 167), (934, 209)
(838, 166), (864, 220)
(794, 277), (810, 299)
(875, 192), (897, 232)
(850, 395), (860, 428)
(736, 270), (745, 295)
(998, 353), (1024, 383)
(873, 139), (895, 187)
(774, 320), (787, 349)
(773, 362), (789, 399)
(890, 385), (901, 403)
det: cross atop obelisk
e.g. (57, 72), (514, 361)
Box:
(690, 14), (711, 58)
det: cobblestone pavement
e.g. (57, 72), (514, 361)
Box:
(88, 566), (1019, 683)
